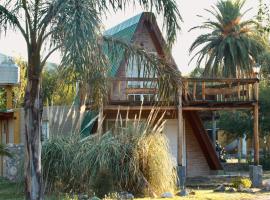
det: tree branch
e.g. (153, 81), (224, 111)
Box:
(41, 45), (62, 67)
(37, 0), (64, 52)
(21, 0), (33, 34)
(0, 5), (29, 46)
(33, 0), (40, 33)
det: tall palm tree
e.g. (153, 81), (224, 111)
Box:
(189, 0), (264, 78)
(0, 1), (181, 199)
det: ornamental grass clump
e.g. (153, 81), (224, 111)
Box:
(232, 177), (252, 189)
(42, 108), (177, 197)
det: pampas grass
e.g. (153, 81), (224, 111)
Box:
(42, 108), (177, 197)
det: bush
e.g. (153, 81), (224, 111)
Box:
(260, 153), (270, 170)
(232, 177), (252, 189)
(42, 109), (177, 197)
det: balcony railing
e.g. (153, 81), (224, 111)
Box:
(182, 78), (259, 103)
(108, 77), (259, 106)
(109, 77), (158, 103)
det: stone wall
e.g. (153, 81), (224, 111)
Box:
(3, 143), (24, 181)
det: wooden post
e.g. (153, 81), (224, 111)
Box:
(177, 86), (184, 166)
(237, 82), (241, 100)
(254, 81), (259, 101)
(5, 86), (13, 109)
(202, 81), (206, 101)
(97, 105), (104, 136)
(118, 81), (121, 100)
(184, 81), (188, 101)
(14, 110), (20, 144)
(254, 103), (259, 165)
(193, 81), (196, 100)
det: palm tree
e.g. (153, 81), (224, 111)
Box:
(189, 0), (264, 78)
(0, 144), (12, 157)
(0, 1), (181, 199)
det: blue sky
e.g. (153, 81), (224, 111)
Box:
(0, 0), (265, 75)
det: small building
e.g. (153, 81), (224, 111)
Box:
(0, 55), (21, 176)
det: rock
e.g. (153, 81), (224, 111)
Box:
(227, 187), (237, 193)
(189, 190), (196, 195)
(118, 192), (134, 200)
(237, 184), (244, 192)
(249, 165), (263, 188)
(176, 189), (189, 196)
(78, 194), (88, 200)
(214, 184), (226, 192)
(90, 196), (101, 200)
(263, 179), (270, 187)
(161, 192), (174, 198)
(260, 187), (270, 192)
(240, 188), (255, 194)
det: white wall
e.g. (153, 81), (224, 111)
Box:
(164, 119), (178, 166)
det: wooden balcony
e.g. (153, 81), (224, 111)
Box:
(182, 77), (259, 110)
(108, 77), (160, 106)
(105, 77), (259, 111)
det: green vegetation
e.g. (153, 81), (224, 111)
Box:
(42, 68), (75, 106)
(42, 110), (176, 198)
(232, 177), (252, 189)
(189, 0), (265, 77)
(0, 144), (12, 157)
(0, 177), (24, 200)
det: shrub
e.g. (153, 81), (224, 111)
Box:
(260, 153), (270, 170)
(232, 177), (252, 189)
(0, 144), (12, 157)
(42, 109), (177, 197)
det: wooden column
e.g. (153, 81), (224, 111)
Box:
(254, 103), (259, 165)
(5, 86), (13, 109)
(97, 105), (104, 135)
(14, 110), (20, 144)
(177, 86), (185, 166)
(202, 81), (206, 100)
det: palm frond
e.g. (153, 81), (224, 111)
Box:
(0, 2), (28, 42)
(0, 144), (12, 157)
(189, 0), (265, 78)
(104, 0), (182, 47)
(103, 36), (181, 101)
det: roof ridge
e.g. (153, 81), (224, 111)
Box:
(104, 12), (143, 36)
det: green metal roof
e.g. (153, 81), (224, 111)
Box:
(104, 13), (142, 37)
(104, 13), (142, 76)
(80, 14), (143, 137)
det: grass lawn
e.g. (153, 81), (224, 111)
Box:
(1, 177), (270, 200)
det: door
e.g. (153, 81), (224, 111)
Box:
(164, 120), (178, 166)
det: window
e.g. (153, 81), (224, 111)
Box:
(126, 54), (158, 101)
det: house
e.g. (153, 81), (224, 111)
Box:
(86, 12), (260, 177)
(82, 12), (223, 177)
(0, 12), (260, 180)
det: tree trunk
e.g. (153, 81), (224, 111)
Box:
(24, 65), (43, 199)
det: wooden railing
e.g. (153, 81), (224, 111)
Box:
(182, 78), (259, 103)
(108, 77), (259, 104)
(109, 77), (158, 102)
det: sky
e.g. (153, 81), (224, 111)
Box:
(0, 0), (265, 75)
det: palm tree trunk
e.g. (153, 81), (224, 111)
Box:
(24, 65), (44, 200)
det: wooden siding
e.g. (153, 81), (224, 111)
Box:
(185, 118), (211, 177)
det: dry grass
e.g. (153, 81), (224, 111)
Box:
(42, 108), (177, 197)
